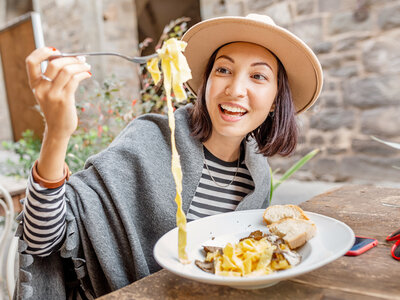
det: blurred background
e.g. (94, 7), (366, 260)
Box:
(0, 0), (400, 214)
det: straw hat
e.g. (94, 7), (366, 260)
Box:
(181, 14), (323, 113)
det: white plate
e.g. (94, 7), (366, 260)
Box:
(154, 209), (354, 289)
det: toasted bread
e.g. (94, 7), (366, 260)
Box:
(268, 218), (316, 249)
(263, 204), (309, 225)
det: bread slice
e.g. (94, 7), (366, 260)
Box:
(268, 218), (317, 249)
(263, 204), (309, 225)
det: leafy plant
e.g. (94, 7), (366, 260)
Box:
(371, 136), (400, 170)
(2, 76), (135, 176)
(269, 148), (320, 203)
(68, 75), (137, 172)
(2, 130), (41, 177)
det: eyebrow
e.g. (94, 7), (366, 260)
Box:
(216, 55), (274, 72)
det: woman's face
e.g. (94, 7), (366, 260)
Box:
(205, 42), (278, 141)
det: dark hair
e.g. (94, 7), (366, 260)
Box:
(189, 45), (298, 157)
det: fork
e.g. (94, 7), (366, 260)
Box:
(49, 52), (158, 64)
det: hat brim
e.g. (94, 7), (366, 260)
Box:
(182, 16), (323, 113)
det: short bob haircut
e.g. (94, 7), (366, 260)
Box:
(188, 44), (298, 157)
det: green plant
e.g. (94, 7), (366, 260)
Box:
(1, 75), (135, 176)
(269, 148), (320, 203)
(2, 130), (41, 177)
(68, 75), (137, 172)
(371, 136), (400, 170)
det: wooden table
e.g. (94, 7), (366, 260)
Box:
(98, 185), (400, 300)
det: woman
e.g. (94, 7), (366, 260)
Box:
(17, 14), (322, 299)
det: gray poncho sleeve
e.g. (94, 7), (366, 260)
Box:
(13, 104), (270, 299)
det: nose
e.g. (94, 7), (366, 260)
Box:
(225, 74), (247, 98)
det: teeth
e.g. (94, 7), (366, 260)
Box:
(220, 104), (247, 113)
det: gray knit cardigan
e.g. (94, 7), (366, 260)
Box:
(14, 104), (270, 299)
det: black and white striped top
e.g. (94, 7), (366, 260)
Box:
(186, 146), (254, 221)
(22, 147), (254, 256)
(23, 175), (67, 256)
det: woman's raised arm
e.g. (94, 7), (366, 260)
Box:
(25, 46), (91, 181)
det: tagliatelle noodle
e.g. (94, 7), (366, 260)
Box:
(209, 238), (291, 277)
(147, 38), (192, 264)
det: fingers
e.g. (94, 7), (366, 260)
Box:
(33, 55), (90, 102)
(50, 62), (91, 92)
(43, 56), (86, 81)
(64, 71), (92, 95)
(26, 47), (60, 89)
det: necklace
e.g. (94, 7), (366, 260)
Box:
(203, 147), (241, 188)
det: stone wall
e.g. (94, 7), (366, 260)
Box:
(0, 0), (140, 142)
(35, 0), (140, 99)
(200, 0), (400, 183)
(2, 0), (400, 183)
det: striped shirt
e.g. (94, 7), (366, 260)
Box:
(23, 147), (254, 255)
(23, 175), (67, 256)
(186, 146), (254, 221)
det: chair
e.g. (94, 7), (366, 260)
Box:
(0, 184), (18, 300)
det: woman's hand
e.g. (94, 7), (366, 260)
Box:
(26, 46), (92, 140)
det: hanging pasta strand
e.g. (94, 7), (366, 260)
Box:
(147, 38), (192, 264)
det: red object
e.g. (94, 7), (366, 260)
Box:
(391, 240), (400, 260)
(88, 71), (92, 76)
(50, 47), (57, 51)
(97, 125), (103, 137)
(345, 236), (378, 256)
(386, 228), (400, 242)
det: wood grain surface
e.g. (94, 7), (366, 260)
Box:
(0, 13), (44, 141)
(98, 185), (400, 300)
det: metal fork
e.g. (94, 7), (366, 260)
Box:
(49, 52), (158, 64)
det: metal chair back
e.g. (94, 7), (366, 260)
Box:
(0, 184), (17, 300)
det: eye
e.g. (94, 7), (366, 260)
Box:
(216, 67), (231, 75)
(252, 73), (268, 81)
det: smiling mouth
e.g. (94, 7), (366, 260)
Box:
(219, 104), (248, 117)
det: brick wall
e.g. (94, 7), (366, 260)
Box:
(200, 0), (400, 183)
